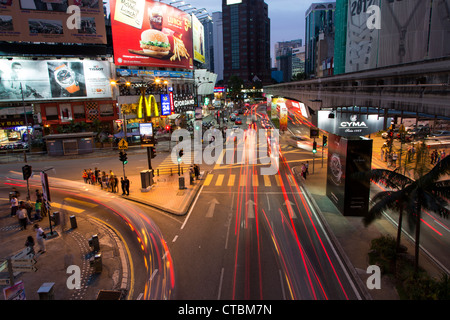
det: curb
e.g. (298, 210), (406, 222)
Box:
(291, 166), (373, 301)
(122, 173), (205, 216)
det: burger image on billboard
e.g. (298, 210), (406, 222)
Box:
(140, 29), (171, 58)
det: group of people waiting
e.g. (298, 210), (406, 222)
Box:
(82, 168), (130, 195)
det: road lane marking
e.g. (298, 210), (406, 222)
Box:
(51, 202), (84, 214)
(275, 175), (281, 186)
(203, 174), (213, 186)
(263, 175), (271, 187)
(240, 175), (246, 186)
(216, 174), (224, 186)
(64, 197), (98, 208)
(252, 175), (259, 187)
(228, 174), (235, 187)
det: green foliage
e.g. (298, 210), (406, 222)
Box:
(368, 235), (450, 300)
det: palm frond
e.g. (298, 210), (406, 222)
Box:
(418, 156), (450, 189)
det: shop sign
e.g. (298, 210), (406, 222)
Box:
(174, 98), (194, 109)
(0, 120), (25, 129)
(161, 94), (171, 116)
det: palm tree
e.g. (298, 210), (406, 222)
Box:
(364, 155), (450, 274)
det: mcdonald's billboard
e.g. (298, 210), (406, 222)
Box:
(138, 95), (159, 119)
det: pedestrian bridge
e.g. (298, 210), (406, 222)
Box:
(264, 57), (450, 120)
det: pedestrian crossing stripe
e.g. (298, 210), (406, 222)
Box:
(202, 173), (294, 188)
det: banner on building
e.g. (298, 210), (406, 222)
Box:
(0, 1), (106, 44)
(110, 0), (194, 69)
(0, 60), (112, 102)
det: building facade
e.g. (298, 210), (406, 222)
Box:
(305, 2), (336, 78)
(222, 0), (271, 86)
(275, 39), (303, 83)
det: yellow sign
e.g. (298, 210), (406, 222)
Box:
(138, 95), (159, 119)
(118, 139), (128, 150)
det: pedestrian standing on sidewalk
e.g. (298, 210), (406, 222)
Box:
(17, 203), (28, 230)
(33, 224), (46, 253)
(110, 175), (116, 193)
(194, 164), (200, 180)
(25, 235), (35, 255)
(121, 177), (126, 195)
(305, 161), (309, 176)
(94, 168), (100, 185)
(10, 195), (18, 217)
(82, 170), (88, 183)
(35, 199), (42, 221)
(124, 177), (130, 195)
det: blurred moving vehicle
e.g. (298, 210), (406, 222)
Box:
(286, 135), (314, 151)
(235, 117), (242, 125)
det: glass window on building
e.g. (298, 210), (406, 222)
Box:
(73, 105), (85, 119)
(45, 106), (58, 121)
(99, 103), (114, 117)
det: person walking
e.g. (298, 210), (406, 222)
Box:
(17, 203), (28, 230)
(124, 176), (130, 196)
(33, 224), (46, 254)
(25, 235), (35, 255)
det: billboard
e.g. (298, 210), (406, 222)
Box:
(0, 1), (106, 44)
(326, 134), (373, 216)
(0, 59), (112, 102)
(345, 0), (380, 73)
(317, 110), (390, 137)
(192, 14), (205, 64)
(110, 0), (194, 69)
(139, 122), (154, 146)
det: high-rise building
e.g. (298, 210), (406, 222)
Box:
(305, 2), (336, 78)
(212, 12), (224, 83)
(222, 0), (271, 85)
(275, 39), (302, 83)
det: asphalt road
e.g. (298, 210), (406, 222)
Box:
(169, 105), (362, 300)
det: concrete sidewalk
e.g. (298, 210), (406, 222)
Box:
(0, 206), (128, 300)
(122, 169), (205, 216)
(292, 160), (445, 300)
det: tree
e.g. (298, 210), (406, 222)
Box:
(363, 155), (450, 274)
(228, 75), (244, 102)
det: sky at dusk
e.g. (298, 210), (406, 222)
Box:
(106, 0), (334, 66)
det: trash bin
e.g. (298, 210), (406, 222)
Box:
(70, 215), (77, 229)
(179, 177), (185, 190)
(140, 170), (154, 189)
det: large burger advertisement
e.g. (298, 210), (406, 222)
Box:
(110, 0), (194, 69)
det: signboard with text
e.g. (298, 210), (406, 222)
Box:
(110, 0), (193, 69)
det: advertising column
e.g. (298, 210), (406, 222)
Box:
(326, 134), (373, 216)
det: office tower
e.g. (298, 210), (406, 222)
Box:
(275, 39), (302, 82)
(212, 12), (224, 82)
(305, 2), (336, 77)
(222, 0), (271, 85)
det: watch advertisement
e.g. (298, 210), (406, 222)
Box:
(0, 1), (106, 44)
(0, 59), (112, 102)
(318, 110), (390, 137)
(110, 0), (194, 69)
(326, 134), (373, 216)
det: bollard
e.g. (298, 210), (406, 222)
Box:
(88, 234), (100, 252)
(69, 215), (77, 229)
(90, 253), (102, 273)
(37, 282), (55, 300)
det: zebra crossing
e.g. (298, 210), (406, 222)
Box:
(202, 172), (298, 188)
(154, 153), (197, 176)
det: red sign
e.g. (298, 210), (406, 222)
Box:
(110, 0), (193, 69)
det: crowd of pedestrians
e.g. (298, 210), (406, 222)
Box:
(82, 167), (130, 196)
(8, 188), (47, 255)
(431, 150), (447, 165)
